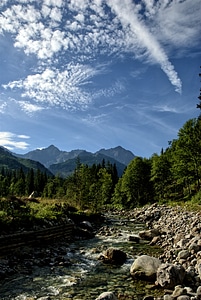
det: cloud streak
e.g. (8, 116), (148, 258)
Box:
(107, 0), (182, 93)
(0, 132), (30, 150)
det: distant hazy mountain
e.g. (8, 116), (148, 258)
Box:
(16, 145), (94, 168)
(49, 152), (127, 177)
(15, 145), (135, 177)
(0, 146), (52, 175)
(97, 146), (135, 165)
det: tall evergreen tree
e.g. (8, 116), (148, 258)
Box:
(25, 168), (35, 196)
(113, 157), (152, 208)
(151, 150), (172, 201)
(171, 118), (201, 196)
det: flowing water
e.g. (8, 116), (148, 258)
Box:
(0, 215), (164, 300)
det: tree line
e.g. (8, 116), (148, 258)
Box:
(0, 159), (119, 212)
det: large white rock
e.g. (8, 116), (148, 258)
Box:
(95, 291), (118, 300)
(130, 254), (161, 281)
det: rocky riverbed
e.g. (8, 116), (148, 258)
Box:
(1, 204), (201, 300)
(114, 203), (201, 300)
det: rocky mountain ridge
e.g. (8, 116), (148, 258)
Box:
(15, 145), (135, 177)
(16, 145), (135, 168)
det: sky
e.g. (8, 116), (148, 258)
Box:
(0, 0), (200, 158)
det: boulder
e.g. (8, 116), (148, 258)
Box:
(156, 263), (186, 289)
(99, 247), (127, 265)
(128, 235), (140, 243)
(178, 250), (190, 260)
(139, 229), (160, 241)
(130, 255), (161, 281)
(74, 226), (94, 239)
(79, 221), (93, 231)
(196, 286), (201, 299)
(197, 260), (201, 280)
(95, 291), (118, 300)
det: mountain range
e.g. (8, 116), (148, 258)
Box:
(0, 145), (135, 177)
(15, 145), (135, 177)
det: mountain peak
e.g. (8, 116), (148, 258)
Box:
(14, 145), (135, 174)
(47, 144), (59, 150)
(96, 146), (135, 166)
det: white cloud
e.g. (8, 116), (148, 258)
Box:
(18, 134), (30, 139)
(82, 113), (108, 126)
(41, 5), (51, 18)
(44, 0), (63, 8)
(74, 13), (85, 23)
(154, 0), (201, 49)
(93, 80), (125, 99)
(19, 101), (45, 115)
(107, 0), (182, 93)
(3, 64), (102, 110)
(0, 132), (30, 150)
(49, 7), (62, 22)
(0, 102), (7, 113)
(153, 104), (178, 113)
(0, 1), (9, 8)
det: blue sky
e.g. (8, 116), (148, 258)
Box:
(0, 0), (200, 158)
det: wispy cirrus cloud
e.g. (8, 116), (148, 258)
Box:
(142, 0), (201, 49)
(3, 63), (103, 111)
(18, 101), (44, 115)
(0, 102), (7, 113)
(107, 0), (182, 93)
(153, 104), (178, 113)
(0, 131), (30, 150)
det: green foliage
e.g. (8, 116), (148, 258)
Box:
(64, 161), (115, 211)
(112, 157), (153, 208)
(0, 197), (70, 234)
(150, 150), (172, 201)
(191, 190), (201, 204)
(28, 202), (62, 220)
(170, 118), (201, 197)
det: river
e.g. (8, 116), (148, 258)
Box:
(0, 214), (163, 300)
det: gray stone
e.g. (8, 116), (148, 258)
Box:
(130, 255), (161, 281)
(178, 250), (190, 260)
(139, 229), (160, 241)
(197, 260), (201, 280)
(99, 247), (127, 265)
(164, 295), (173, 300)
(196, 286), (201, 299)
(95, 291), (118, 300)
(189, 243), (200, 253)
(156, 263), (186, 289)
(172, 286), (187, 298)
(177, 296), (190, 300)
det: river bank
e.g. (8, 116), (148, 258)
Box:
(0, 209), (159, 300)
(1, 203), (201, 300)
(112, 203), (201, 300)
